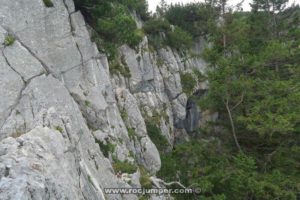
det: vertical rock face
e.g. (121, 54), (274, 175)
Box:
(0, 0), (209, 199)
(113, 37), (208, 142)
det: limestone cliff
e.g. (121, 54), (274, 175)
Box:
(0, 0), (209, 199)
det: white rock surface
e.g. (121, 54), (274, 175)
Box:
(0, 0), (209, 199)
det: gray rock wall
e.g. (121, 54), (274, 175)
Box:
(112, 36), (208, 143)
(0, 0), (209, 199)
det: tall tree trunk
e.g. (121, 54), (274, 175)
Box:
(225, 98), (242, 152)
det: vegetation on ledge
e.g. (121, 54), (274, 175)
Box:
(74, 0), (149, 60)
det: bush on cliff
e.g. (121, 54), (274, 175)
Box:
(146, 121), (169, 153)
(74, 0), (144, 60)
(143, 18), (192, 50)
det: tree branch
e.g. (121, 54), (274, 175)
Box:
(224, 95), (243, 152)
(150, 177), (192, 189)
(231, 93), (244, 111)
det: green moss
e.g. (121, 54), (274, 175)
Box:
(43, 0), (54, 7)
(113, 160), (137, 174)
(4, 35), (15, 46)
(95, 139), (116, 158)
(84, 100), (91, 107)
(55, 126), (63, 133)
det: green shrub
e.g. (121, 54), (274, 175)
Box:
(193, 69), (206, 81)
(165, 3), (219, 37)
(120, 110), (129, 121)
(4, 35), (15, 46)
(143, 18), (171, 35)
(124, 28), (144, 48)
(110, 60), (122, 75)
(166, 26), (193, 50)
(149, 111), (161, 124)
(144, 19), (192, 50)
(93, 6), (141, 47)
(103, 42), (118, 61)
(147, 34), (165, 49)
(43, 0), (54, 7)
(127, 128), (136, 140)
(113, 160), (137, 174)
(180, 72), (197, 96)
(96, 139), (116, 158)
(139, 167), (152, 189)
(158, 139), (300, 200)
(121, 0), (150, 20)
(146, 122), (169, 153)
(109, 59), (132, 78)
(74, 1), (143, 61)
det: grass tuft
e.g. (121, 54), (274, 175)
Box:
(4, 35), (15, 46)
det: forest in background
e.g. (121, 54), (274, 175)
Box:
(74, 0), (300, 199)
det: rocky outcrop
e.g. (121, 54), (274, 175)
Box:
(0, 0), (209, 199)
(112, 36), (209, 143)
(0, 0), (135, 199)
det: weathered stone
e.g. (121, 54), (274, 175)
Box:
(139, 137), (161, 174)
(0, 0), (209, 199)
(0, 53), (24, 129)
(116, 88), (161, 173)
(0, 127), (81, 200)
(0, 26), (7, 48)
(184, 97), (200, 133)
(3, 41), (45, 81)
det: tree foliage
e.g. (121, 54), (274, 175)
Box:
(164, 3), (219, 37)
(159, 139), (299, 200)
(159, 2), (300, 200)
(74, 0), (147, 60)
